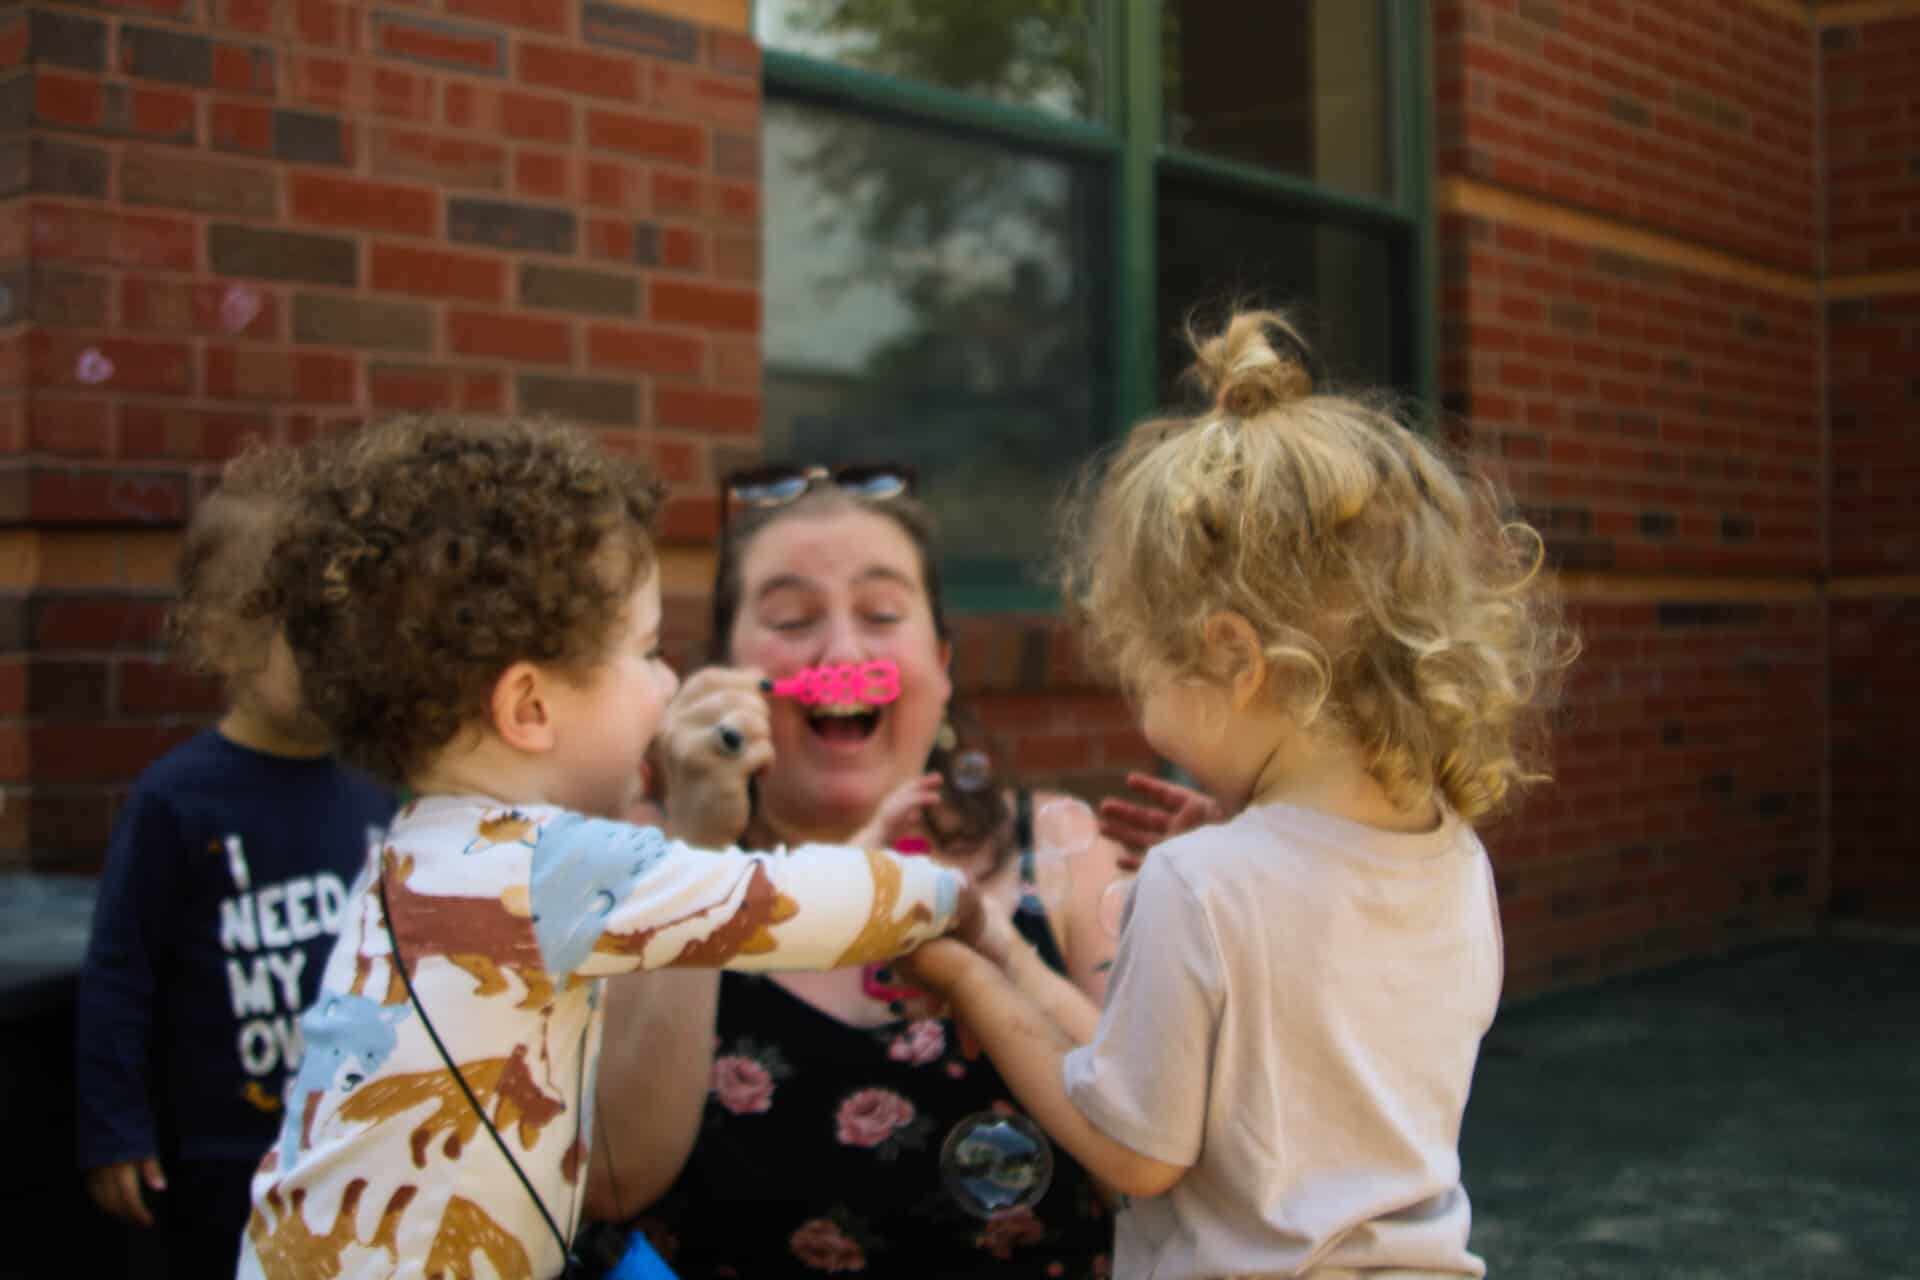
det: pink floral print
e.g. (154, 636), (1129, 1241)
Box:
(790, 1217), (867, 1272)
(974, 1207), (1046, 1260)
(887, 1019), (945, 1066)
(712, 1054), (776, 1115)
(835, 1088), (916, 1147)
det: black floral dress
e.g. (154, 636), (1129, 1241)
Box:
(635, 808), (1112, 1279)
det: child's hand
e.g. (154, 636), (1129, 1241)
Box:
(657, 667), (772, 848)
(948, 877), (1016, 971)
(893, 936), (994, 1003)
(1097, 771), (1223, 869)
(851, 772), (942, 850)
(85, 1156), (166, 1228)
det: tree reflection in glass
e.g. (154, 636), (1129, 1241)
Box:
(763, 100), (1108, 586)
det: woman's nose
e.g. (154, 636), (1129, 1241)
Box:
(817, 612), (866, 665)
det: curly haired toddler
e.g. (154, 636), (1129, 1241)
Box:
(236, 415), (990, 1280)
(903, 311), (1576, 1279)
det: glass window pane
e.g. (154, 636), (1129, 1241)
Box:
(1163, 0), (1391, 198)
(763, 99), (1111, 590)
(1156, 177), (1405, 402)
(756, 0), (1101, 119)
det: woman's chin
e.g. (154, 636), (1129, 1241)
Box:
(768, 768), (894, 835)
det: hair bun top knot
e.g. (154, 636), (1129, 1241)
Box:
(1187, 309), (1316, 420)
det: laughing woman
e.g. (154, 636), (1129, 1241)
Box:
(587, 465), (1130, 1279)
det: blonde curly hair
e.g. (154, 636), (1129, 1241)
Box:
(169, 441), (312, 690)
(1061, 310), (1578, 822)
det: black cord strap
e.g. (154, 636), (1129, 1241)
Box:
(379, 861), (578, 1268)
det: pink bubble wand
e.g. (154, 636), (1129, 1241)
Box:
(759, 660), (901, 706)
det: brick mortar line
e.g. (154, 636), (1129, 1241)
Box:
(655, 544), (717, 593)
(1441, 177), (1819, 299)
(1810, 0), (1920, 25)
(12, 535), (1914, 602)
(590, 0), (749, 34)
(1, 528), (177, 590)
(1556, 570), (1920, 600)
(5, 526), (732, 589)
(1825, 574), (1920, 598)
(1733, 0), (1920, 27)
(1825, 270), (1920, 298)
(1736, 0), (1823, 23)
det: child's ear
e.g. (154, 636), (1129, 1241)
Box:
(490, 661), (558, 753)
(1204, 611), (1268, 711)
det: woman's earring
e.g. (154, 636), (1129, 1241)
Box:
(935, 717), (958, 752)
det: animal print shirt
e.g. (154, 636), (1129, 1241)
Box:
(237, 795), (964, 1280)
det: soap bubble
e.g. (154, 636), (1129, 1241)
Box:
(219, 284), (263, 332)
(950, 749), (994, 793)
(940, 1111), (1053, 1218)
(1033, 797), (1097, 861)
(75, 348), (114, 385)
(1021, 797), (1098, 920)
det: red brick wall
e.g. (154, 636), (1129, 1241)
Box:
(1828, 596), (1920, 919)
(1436, 0), (1829, 993)
(9, 1), (1909, 953)
(1438, 210), (1822, 576)
(1491, 597), (1823, 989)
(1823, 15), (1920, 277)
(1823, 12), (1920, 924)
(1435, 0), (1817, 274)
(958, 621), (1155, 789)
(0, 0), (760, 870)
(1828, 295), (1920, 574)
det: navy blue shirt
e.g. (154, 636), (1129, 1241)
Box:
(75, 730), (395, 1170)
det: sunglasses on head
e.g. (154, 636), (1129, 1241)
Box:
(721, 462), (917, 525)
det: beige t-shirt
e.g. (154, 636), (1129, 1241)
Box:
(1063, 802), (1502, 1279)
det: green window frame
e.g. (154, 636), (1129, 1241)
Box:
(757, 1), (1435, 611)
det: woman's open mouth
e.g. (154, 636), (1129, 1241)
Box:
(807, 702), (881, 744)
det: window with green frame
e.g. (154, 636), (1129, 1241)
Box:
(755, 0), (1433, 610)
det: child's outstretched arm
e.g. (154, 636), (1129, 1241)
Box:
(517, 813), (975, 981)
(908, 850), (1220, 1201)
(906, 939), (1190, 1200)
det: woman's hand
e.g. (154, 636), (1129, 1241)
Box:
(656, 667), (773, 849)
(850, 772), (942, 851)
(1096, 771), (1222, 868)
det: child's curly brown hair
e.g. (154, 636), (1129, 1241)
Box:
(1060, 310), (1579, 823)
(169, 442), (311, 691)
(265, 415), (665, 787)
